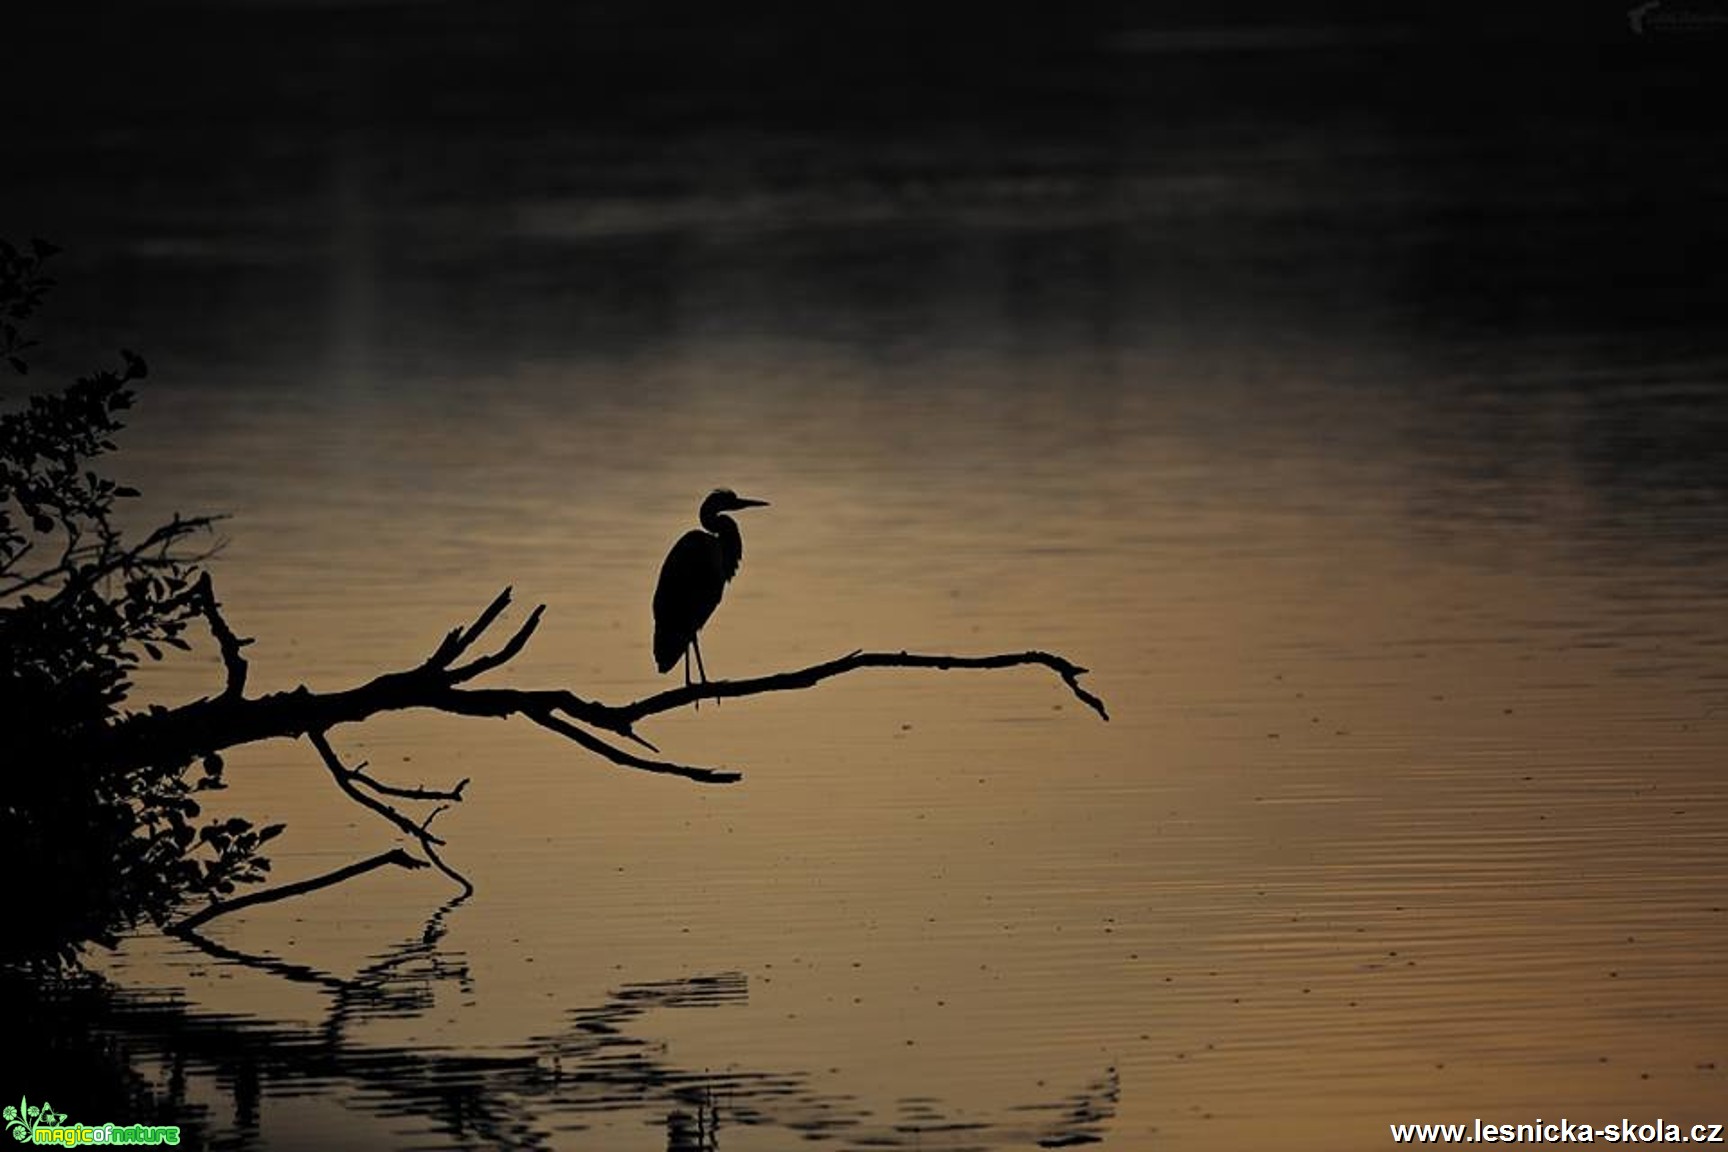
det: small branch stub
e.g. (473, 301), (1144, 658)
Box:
(192, 570), (250, 699)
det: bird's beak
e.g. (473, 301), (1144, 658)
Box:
(735, 497), (770, 509)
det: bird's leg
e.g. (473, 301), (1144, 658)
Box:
(693, 635), (716, 706)
(683, 645), (698, 710)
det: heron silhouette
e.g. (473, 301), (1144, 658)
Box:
(653, 488), (769, 692)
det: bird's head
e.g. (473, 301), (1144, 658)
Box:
(701, 488), (770, 519)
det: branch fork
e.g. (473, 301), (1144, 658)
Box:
(164, 584), (1107, 934)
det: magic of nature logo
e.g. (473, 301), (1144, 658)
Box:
(5, 1097), (180, 1147)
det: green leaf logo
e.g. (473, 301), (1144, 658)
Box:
(5, 1097), (67, 1141)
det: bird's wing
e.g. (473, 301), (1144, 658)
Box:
(653, 531), (726, 671)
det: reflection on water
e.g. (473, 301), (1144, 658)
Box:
(6, 7), (1728, 1149)
(43, 904), (1116, 1151)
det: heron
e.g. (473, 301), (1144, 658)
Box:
(653, 488), (770, 691)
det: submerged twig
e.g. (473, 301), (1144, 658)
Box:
(170, 848), (426, 934)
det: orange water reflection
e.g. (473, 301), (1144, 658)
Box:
(91, 321), (1728, 1149)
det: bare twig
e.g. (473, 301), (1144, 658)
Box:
(169, 848), (427, 933)
(192, 570), (251, 699)
(351, 767), (470, 802)
(608, 649), (1111, 725)
(448, 604), (544, 684)
(424, 586), (516, 670)
(308, 730), (474, 896)
(0, 512), (220, 599)
(524, 707), (740, 784)
(309, 730), (449, 848)
(418, 837), (472, 898)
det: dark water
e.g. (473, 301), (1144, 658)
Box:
(4, 6), (1727, 1149)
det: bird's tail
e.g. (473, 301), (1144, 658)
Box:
(653, 626), (686, 674)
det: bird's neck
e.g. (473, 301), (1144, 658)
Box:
(705, 513), (743, 581)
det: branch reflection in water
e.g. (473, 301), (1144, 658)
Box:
(48, 902), (1118, 1151)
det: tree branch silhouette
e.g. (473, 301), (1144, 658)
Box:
(171, 849), (427, 934)
(134, 584), (1105, 932)
(190, 570), (250, 699)
(308, 729), (474, 898)
(615, 648), (1111, 724)
(103, 586), (1106, 784)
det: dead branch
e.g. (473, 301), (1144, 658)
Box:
(611, 649), (1112, 725)
(309, 730), (474, 897)
(170, 848), (426, 933)
(191, 570), (251, 699)
(128, 585), (1104, 930)
(350, 766), (469, 802)
(96, 588), (1106, 781)
(522, 707), (739, 783)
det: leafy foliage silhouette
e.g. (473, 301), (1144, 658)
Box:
(1, 242), (279, 970)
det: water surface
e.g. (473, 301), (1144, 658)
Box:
(6, 9), (1727, 1149)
